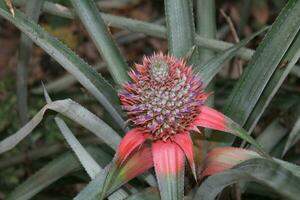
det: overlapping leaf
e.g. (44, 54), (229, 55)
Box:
(0, 99), (121, 154)
(75, 146), (153, 200)
(194, 27), (268, 85)
(70, 0), (128, 85)
(211, 0), (300, 146)
(6, 147), (111, 200)
(0, 1), (126, 130)
(125, 188), (160, 200)
(44, 89), (101, 179)
(194, 158), (300, 200)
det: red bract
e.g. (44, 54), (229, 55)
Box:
(111, 53), (267, 200)
(201, 147), (261, 177)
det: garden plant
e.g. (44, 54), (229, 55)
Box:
(0, 0), (300, 200)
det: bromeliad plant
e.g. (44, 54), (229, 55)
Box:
(101, 53), (268, 199)
(116, 53), (265, 191)
(1, 0), (300, 200)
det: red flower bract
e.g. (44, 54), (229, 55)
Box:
(120, 53), (209, 140)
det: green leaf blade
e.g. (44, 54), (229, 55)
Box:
(16, 0), (44, 125)
(6, 147), (111, 200)
(212, 0), (300, 146)
(195, 27), (268, 85)
(195, 0), (216, 65)
(0, 99), (122, 154)
(194, 158), (300, 200)
(0, 2), (126, 130)
(70, 0), (129, 85)
(244, 32), (300, 132)
(164, 0), (195, 58)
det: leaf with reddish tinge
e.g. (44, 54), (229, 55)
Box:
(100, 146), (153, 199)
(194, 106), (228, 132)
(195, 158), (300, 200)
(194, 106), (269, 157)
(114, 146), (153, 188)
(201, 147), (260, 177)
(117, 128), (148, 165)
(153, 140), (185, 200)
(76, 146), (153, 200)
(173, 133), (197, 180)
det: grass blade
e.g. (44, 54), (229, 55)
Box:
(16, 0), (44, 125)
(0, 2), (126, 130)
(164, 0), (195, 57)
(70, 0), (128, 85)
(194, 158), (300, 200)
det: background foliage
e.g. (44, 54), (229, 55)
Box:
(0, 0), (300, 199)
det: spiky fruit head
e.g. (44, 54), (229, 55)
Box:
(120, 53), (208, 140)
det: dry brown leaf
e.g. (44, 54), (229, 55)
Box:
(4, 0), (15, 17)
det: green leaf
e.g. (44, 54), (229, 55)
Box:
(55, 117), (102, 178)
(70, 0), (128, 85)
(0, 1), (126, 130)
(16, 0), (44, 125)
(124, 188), (160, 200)
(194, 158), (300, 200)
(0, 99), (121, 154)
(195, 0), (216, 65)
(6, 147), (111, 200)
(31, 62), (106, 94)
(194, 0), (216, 155)
(164, 0), (195, 58)
(201, 147), (261, 177)
(250, 118), (288, 153)
(282, 112), (300, 156)
(44, 86), (101, 179)
(12, 0), (300, 79)
(152, 141), (185, 200)
(194, 27), (268, 85)
(212, 0), (300, 145)
(273, 158), (300, 177)
(13, 0), (300, 81)
(244, 32), (300, 132)
(75, 165), (111, 200)
(248, 103), (300, 156)
(75, 146), (153, 200)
